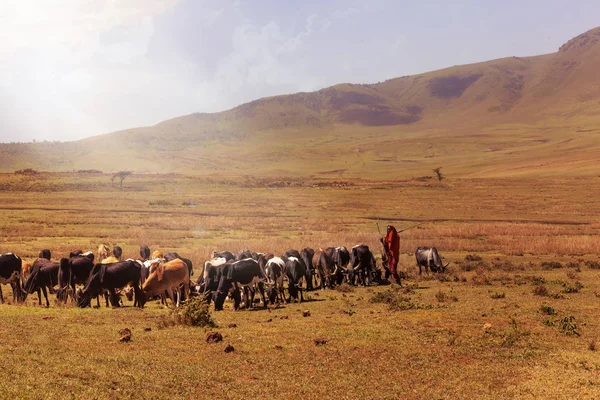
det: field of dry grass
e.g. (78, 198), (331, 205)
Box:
(1, 172), (600, 399)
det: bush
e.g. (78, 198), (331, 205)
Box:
(490, 292), (506, 299)
(465, 254), (482, 262)
(541, 261), (563, 270)
(540, 304), (556, 315)
(149, 200), (173, 206)
(370, 288), (432, 311)
(435, 290), (458, 302)
(561, 281), (583, 294)
(585, 260), (600, 269)
(159, 298), (217, 328)
(560, 316), (580, 336)
(533, 285), (549, 296)
(471, 267), (491, 285)
(335, 284), (354, 293)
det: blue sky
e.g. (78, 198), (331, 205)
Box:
(0, 0), (598, 142)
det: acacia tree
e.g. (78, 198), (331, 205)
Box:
(112, 171), (132, 188)
(432, 167), (444, 181)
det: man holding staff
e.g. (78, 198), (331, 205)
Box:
(380, 225), (400, 285)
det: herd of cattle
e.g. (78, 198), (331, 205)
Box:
(0, 244), (448, 310)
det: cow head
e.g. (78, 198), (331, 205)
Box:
(213, 290), (228, 311)
(265, 286), (278, 305)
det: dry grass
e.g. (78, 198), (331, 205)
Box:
(2, 173), (600, 399)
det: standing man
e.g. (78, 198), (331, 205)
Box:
(380, 225), (400, 284)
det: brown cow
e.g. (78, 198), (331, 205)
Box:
(141, 258), (189, 307)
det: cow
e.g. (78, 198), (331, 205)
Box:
(211, 251), (235, 261)
(312, 249), (336, 289)
(235, 250), (254, 261)
(140, 246), (151, 261)
(164, 252), (194, 277)
(56, 253), (95, 303)
(113, 246), (123, 260)
(0, 253), (23, 304)
(301, 248), (315, 290)
(77, 260), (142, 308)
(285, 257), (305, 302)
(22, 260), (33, 282)
(141, 258), (190, 307)
(213, 259), (266, 311)
(264, 257), (286, 304)
(257, 253), (274, 271)
(415, 247), (448, 274)
(39, 249), (51, 260)
(198, 257), (228, 294)
(325, 246), (350, 285)
(22, 258), (59, 307)
(350, 245), (376, 286)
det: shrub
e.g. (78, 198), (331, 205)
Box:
(460, 255), (489, 272)
(490, 292), (506, 299)
(471, 267), (491, 285)
(585, 260), (600, 269)
(541, 261), (562, 270)
(370, 288), (431, 311)
(149, 200), (173, 206)
(533, 285), (549, 296)
(435, 290), (458, 303)
(159, 298), (217, 328)
(562, 282), (584, 294)
(335, 284), (354, 293)
(540, 304), (556, 315)
(560, 316), (580, 336)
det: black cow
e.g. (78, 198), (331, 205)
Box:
(140, 246), (151, 261)
(350, 245), (376, 286)
(264, 257), (286, 304)
(213, 259), (266, 311)
(285, 257), (306, 302)
(198, 259), (227, 301)
(312, 249), (335, 289)
(415, 247), (448, 274)
(211, 251), (235, 261)
(326, 246), (350, 285)
(77, 260), (142, 308)
(235, 250), (254, 261)
(164, 252), (194, 277)
(0, 253), (23, 304)
(22, 258), (59, 307)
(39, 249), (51, 260)
(301, 248), (315, 290)
(56, 254), (95, 303)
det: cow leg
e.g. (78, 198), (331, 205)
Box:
(257, 281), (267, 308)
(41, 286), (49, 307)
(133, 283), (142, 309)
(299, 287), (304, 303)
(232, 284), (241, 310)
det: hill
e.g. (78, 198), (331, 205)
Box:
(2, 27), (600, 178)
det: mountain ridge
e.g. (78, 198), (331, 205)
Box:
(2, 27), (600, 178)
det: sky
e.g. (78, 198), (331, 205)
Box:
(0, 0), (598, 143)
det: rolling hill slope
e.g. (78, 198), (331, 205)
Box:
(2, 27), (600, 178)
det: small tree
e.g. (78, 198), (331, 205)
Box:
(111, 171), (132, 188)
(433, 167), (444, 181)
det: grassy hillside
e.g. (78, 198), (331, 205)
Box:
(1, 28), (600, 178)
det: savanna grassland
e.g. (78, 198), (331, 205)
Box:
(1, 172), (600, 399)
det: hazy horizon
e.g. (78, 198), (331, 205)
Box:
(1, 0), (599, 143)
